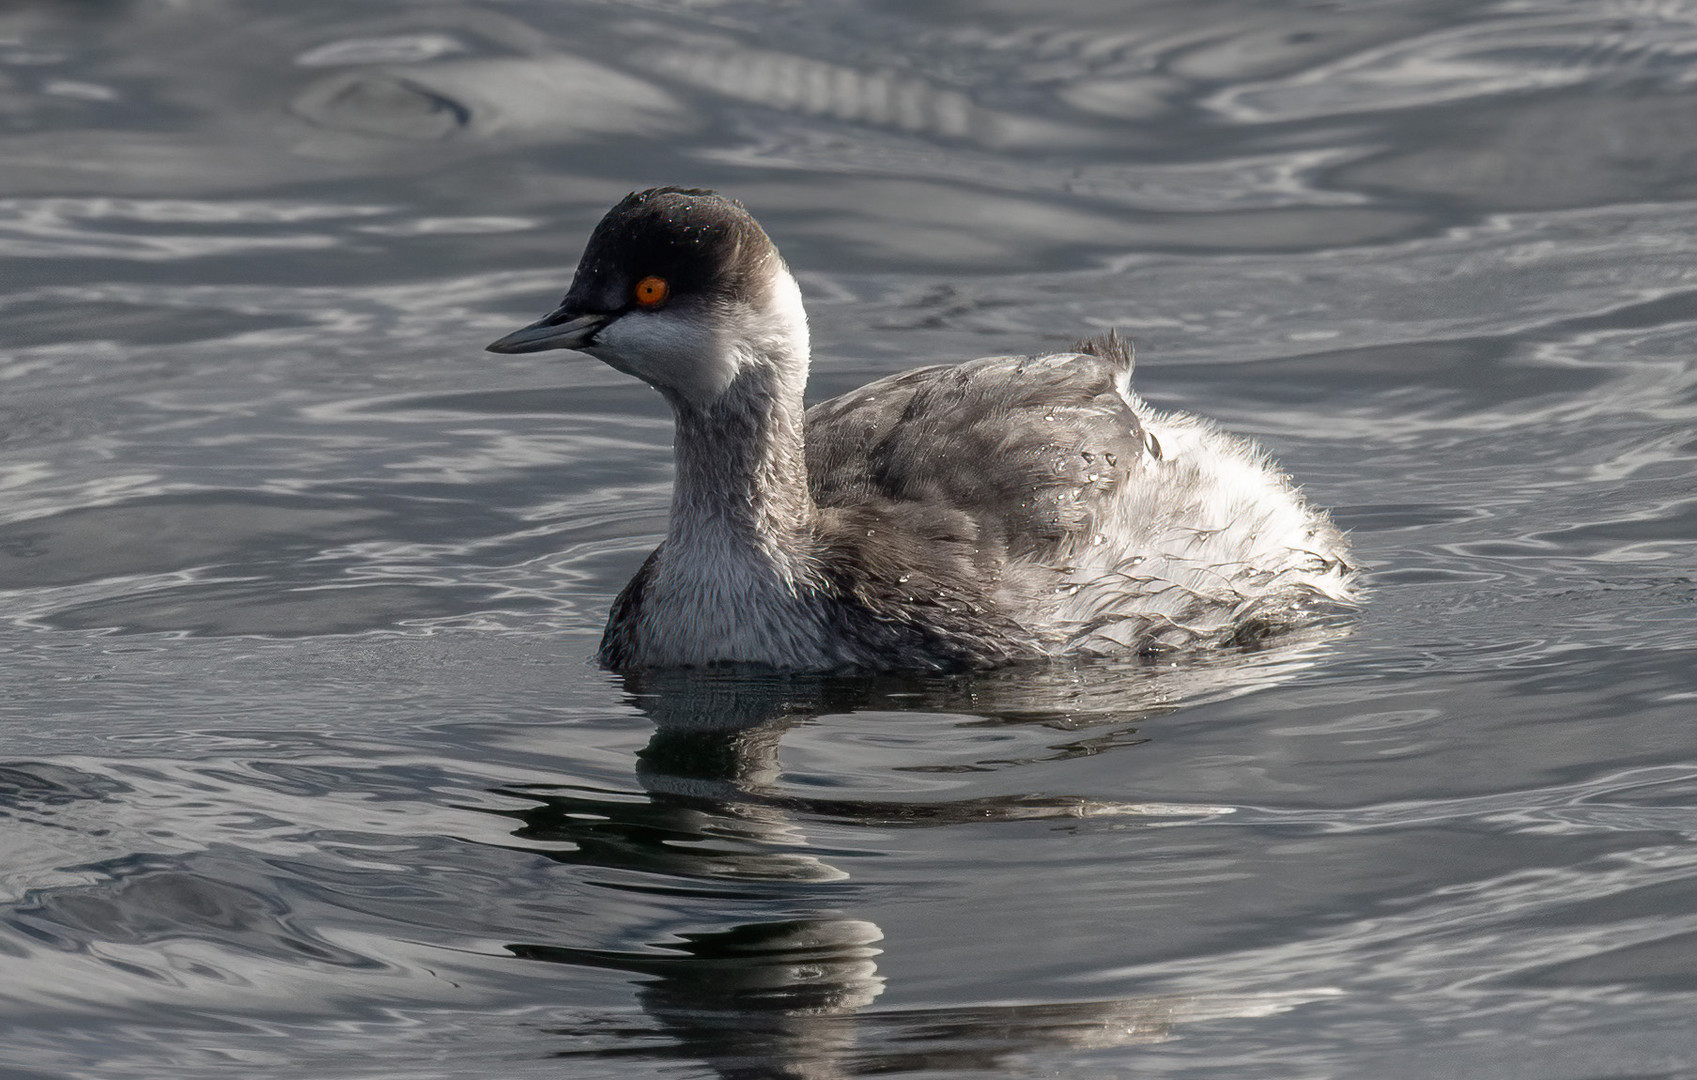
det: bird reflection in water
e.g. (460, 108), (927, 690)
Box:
(483, 650), (1342, 1076)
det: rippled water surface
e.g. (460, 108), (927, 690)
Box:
(2, 1), (1696, 1076)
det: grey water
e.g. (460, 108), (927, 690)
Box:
(1, 0), (1695, 1076)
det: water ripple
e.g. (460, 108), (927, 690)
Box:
(1208, 3), (1697, 122)
(0, 199), (386, 260)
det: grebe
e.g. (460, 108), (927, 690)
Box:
(487, 187), (1356, 672)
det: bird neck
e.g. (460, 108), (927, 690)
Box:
(665, 342), (816, 570)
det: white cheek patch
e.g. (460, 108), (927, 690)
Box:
(757, 271), (810, 371)
(586, 265), (810, 407)
(593, 310), (740, 402)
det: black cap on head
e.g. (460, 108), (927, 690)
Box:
(561, 187), (778, 315)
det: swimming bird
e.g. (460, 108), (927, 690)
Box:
(487, 187), (1356, 672)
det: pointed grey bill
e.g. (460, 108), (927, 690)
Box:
(485, 310), (611, 354)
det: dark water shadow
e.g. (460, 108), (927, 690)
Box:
(482, 642), (1343, 1076)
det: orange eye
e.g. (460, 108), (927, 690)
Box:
(633, 276), (670, 307)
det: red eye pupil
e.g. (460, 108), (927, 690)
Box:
(635, 276), (669, 306)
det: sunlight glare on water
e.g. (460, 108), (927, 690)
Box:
(0, 1), (1695, 1077)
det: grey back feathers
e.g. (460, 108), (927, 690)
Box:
(806, 345), (1149, 563)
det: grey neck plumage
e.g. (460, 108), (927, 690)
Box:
(664, 350), (816, 574)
